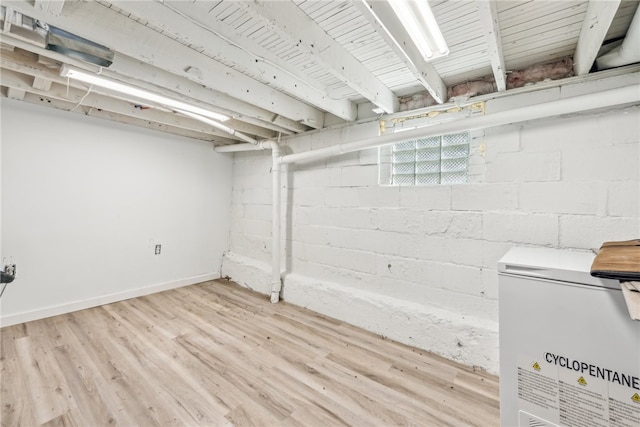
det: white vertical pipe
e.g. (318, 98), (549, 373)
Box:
(268, 141), (283, 303)
(215, 140), (283, 303)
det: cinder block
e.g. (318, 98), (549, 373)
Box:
(357, 187), (400, 208)
(236, 218), (271, 238)
(294, 167), (341, 188)
(243, 203), (272, 221)
(400, 185), (452, 210)
(609, 181), (640, 217)
(481, 269), (499, 300)
(335, 208), (377, 230)
(292, 224), (330, 245)
(340, 164), (378, 187)
(228, 233), (270, 262)
(324, 187), (360, 207)
(376, 208), (425, 233)
(519, 182), (598, 215)
(521, 108), (639, 152)
(422, 211), (453, 235)
(486, 151), (561, 183)
(421, 262), (484, 297)
(292, 187), (325, 207)
(330, 247), (378, 274)
(293, 206), (339, 227)
(483, 212), (558, 245)
(376, 255), (425, 284)
(442, 238), (485, 267)
(562, 145), (639, 182)
(451, 183), (518, 211)
(447, 212), (483, 239)
(394, 234), (445, 260)
(559, 215), (640, 250)
(483, 125), (521, 159)
(328, 228), (398, 254)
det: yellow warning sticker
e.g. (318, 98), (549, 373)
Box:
(632, 393), (640, 403)
(577, 376), (588, 386)
(532, 362), (541, 371)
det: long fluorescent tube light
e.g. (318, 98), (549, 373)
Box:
(175, 108), (258, 145)
(388, 0), (448, 60)
(60, 65), (230, 122)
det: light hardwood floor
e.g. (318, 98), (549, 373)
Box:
(1, 280), (499, 426)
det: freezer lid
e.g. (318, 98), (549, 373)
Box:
(498, 247), (620, 289)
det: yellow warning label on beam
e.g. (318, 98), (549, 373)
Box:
(632, 393), (640, 403)
(577, 376), (588, 386)
(532, 362), (541, 371)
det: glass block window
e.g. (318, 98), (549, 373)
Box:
(390, 132), (470, 185)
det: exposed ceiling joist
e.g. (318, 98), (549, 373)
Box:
(356, 0), (448, 104)
(574, 0), (621, 75)
(1, 69), (246, 141)
(0, 46), (276, 140)
(109, 0), (357, 122)
(34, 0), (64, 16)
(32, 76), (52, 91)
(3, 0), (326, 129)
(1, 30), (304, 136)
(15, 91), (236, 143)
(241, 1), (399, 114)
(7, 86), (26, 100)
(476, 0), (507, 91)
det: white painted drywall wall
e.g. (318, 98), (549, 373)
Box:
(222, 76), (640, 374)
(1, 99), (233, 326)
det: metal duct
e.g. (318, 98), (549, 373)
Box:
(46, 25), (114, 67)
(596, 4), (640, 70)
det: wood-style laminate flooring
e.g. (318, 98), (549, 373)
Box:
(1, 280), (499, 426)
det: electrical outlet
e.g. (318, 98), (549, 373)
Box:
(4, 264), (16, 276)
(155, 244), (161, 255)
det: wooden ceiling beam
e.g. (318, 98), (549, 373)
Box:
(0, 68), (251, 142)
(110, 0), (357, 122)
(0, 32), (301, 136)
(356, 1), (448, 103)
(241, 1), (399, 114)
(34, 0), (64, 16)
(3, 0), (325, 129)
(476, 0), (507, 91)
(574, 0), (621, 75)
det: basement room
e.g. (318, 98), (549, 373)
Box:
(1, 1), (639, 426)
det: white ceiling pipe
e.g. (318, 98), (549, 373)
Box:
(597, 4), (640, 70)
(280, 84), (640, 165)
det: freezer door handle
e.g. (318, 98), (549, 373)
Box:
(501, 265), (549, 277)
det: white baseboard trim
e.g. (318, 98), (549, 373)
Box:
(222, 252), (499, 374)
(0, 272), (219, 327)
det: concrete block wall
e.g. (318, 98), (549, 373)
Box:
(222, 88), (639, 374)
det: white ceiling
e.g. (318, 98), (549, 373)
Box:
(1, 0), (639, 145)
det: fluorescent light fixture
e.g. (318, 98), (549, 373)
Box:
(388, 0), (448, 60)
(60, 65), (230, 122)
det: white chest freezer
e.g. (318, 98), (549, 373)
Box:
(498, 247), (640, 427)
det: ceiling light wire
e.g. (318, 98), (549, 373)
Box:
(69, 85), (93, 112)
